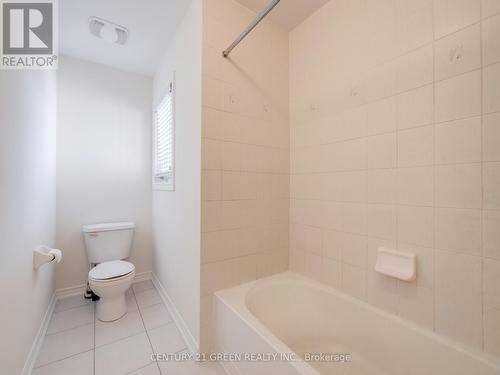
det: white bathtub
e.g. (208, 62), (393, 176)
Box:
(214, 272), (500, 375)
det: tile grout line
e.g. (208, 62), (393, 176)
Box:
(93, 298), (96, 375)
(132, 286), (163, 375)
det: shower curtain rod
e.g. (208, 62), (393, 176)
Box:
(222, 0), (281, 58)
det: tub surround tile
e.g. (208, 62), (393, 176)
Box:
(484, 307), (500, 358)
(435, 117), (482, 164)
(433, 0), (480, 39)
(482, 13), (500, 65)
(434, 24), (481, 81)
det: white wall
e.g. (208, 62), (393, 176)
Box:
(56, 56), (153, 289)
(153, 0), (203, 350)
(0, 70), (56, 374)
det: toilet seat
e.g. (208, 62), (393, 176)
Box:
(89, 260), (135, 281)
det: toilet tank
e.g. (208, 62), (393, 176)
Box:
(82, 222), (135, 264)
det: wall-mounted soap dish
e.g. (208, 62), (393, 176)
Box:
(374, 247), (416, 282)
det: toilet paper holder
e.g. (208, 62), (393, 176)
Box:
(33, 246), (62, 270)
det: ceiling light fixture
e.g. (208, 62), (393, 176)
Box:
(89, 17), (128, 45)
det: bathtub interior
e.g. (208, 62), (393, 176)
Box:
(227, 273), (500, 375)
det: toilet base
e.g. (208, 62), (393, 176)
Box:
(96, 294), (127, 322)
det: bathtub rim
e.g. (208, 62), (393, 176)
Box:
(215, 271), (500, 373)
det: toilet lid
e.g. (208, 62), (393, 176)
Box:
(89, 260), (135, 280)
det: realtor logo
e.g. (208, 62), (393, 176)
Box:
(1, 0), (58, 69)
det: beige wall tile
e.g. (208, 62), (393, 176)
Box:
(366, 169), (397, 204)
(484, 210), (500, 260)
(366, 271), (399, 313)
(396, 84), (434, 130)
(435, 208), (482, 255)
(483, 112), (500, 162)
(366, 204), (397, 240)
(340, 171), (367, 203)
(396, 45), (434, 92)
(397, 206), (434, 248)
(323, 230), (342, 260)
(322, 258), (342, 289)
(367, 133), (397, 169)
(397, 125), (434, 167)
(398, 283), (434, 329)
(484, 63), (500, 113)
(202, 171), (222, 201)
(483, 13), (500, 65)
(483, 0), (500, 18)
(484, 162), (500, 209)
(398, 243), (435, 289)
(342, 233), (368, 268)
(342, 264), (367, 301)
(484, 307), (500, 358)
(435, 69), (482, 123)
(433, 0), (481, 39)
(365, 97), (397, 136)
(435, 250), (483, 348)
(435, 117), (482, 164)
(484, 258), (500, 309)
(342, 203), (367, 235)
(396, 0), (433, 54)
(397, 166), (434, 206)
(435, 24), (481, 81)
(435, 164), (482, 209)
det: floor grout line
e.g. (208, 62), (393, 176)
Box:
(132, 286), (163, 375)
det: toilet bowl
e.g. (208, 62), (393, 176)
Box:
(89, 260), (135, 321)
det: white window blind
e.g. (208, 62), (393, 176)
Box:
(153, 79), (174, 190)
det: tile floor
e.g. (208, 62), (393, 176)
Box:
(33, 280), (224, 375)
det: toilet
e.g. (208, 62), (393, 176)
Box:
(82, 222), (136, 322)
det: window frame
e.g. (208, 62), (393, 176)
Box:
(152, 72), (175, 191)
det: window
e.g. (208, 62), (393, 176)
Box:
(153, 75), (175, 191)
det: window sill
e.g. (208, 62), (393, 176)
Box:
(152, 183), (174, 192)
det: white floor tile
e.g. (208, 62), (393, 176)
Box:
(135, 288), (162, 308)
(95, 309), (145, 347)
(148, 323), (186, 355)
(140, 303), (173, 330)
(47, 304), (94, 335)
(158, 357), (223, 375)
(128, 363), (161, 375)
(54, 295), (91, 313)
(32, 350), (93, 375)
(127, 289), (139, 311)
(95, 332), (153, 375)
(36, 324), (94, 367)
(133, 280), (154, 293)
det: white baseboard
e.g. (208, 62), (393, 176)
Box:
(152, 273), (199, 355)
(55, 270), (153, 300)
(22, 293), (56, 375)
(55, 283), (87, 299)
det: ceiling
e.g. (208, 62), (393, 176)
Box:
(60, 0), (329, 76)
(60, 0), (190, 76)
(235, 0), (330, 30)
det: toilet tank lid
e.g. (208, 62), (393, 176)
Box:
(82, 222), (135, 233)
